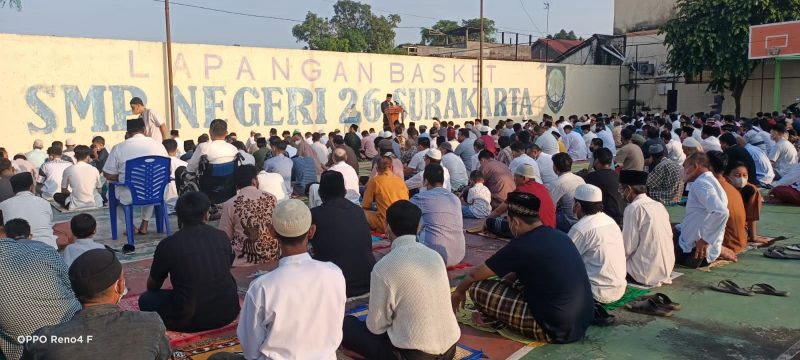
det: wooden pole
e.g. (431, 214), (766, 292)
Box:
(478, 0), (484, 120)
(165, 0), (176, 129)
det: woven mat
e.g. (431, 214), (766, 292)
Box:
(465, 226), (511, 242)
(344, 305), (484, 360)
(118, 294), (240, 348)
(172, 337), (241, 360)
(602, 286), (652, 311)
(452, 295), (546, 348)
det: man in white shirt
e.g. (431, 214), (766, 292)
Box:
(237, 200), (345, 360)
(528, 144), (558, 190)
(321, 148), (360, 204)
(38, 146), (73, 199)
(595, 125), (617, 157)
(662, 130), (686, 165)
(700, 127), (722, 152)
(26, 139), (48, 168)
(0, 173), (57, 248)
(438, 142), (468, 190)
(62, 139), (77, 164)
(743, 140), (775, 186)
(342, 200), (460, 359)
(534, 126), (559, 155)
(60, 214), (104, 267)
(404, 137), (430, 177)
(563, 125), (588, 161)
(163, 139), (188, 213)
(103, 119), (169, 240)
(567, 184), (626, 304)
(405, 150), (451, 193)
(130, 97), (167, 143)
(186, 119), (239, 174)
(257, 171), (288, 203)
(311, 133), (330, 165)
(769, 124), (798, 178)
(675, 152), (729, 268)
(54, 145), (102, 210)
(509, 142), (541, 181)
(170, 130), (185, 156)
(549, 153), (585, 232)
(619, 170), (675, 287)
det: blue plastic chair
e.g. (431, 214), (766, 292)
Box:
(108, 155), (172, 248)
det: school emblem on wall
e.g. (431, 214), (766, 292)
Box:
(546, 66), (566, 113)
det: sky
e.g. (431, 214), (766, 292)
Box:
(0, 0), (613, 49)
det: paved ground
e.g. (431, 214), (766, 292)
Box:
(53, 173), (800, 360)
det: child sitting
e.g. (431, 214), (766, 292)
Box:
(61, 213), (105, 268)
(462, 170), (492, 219)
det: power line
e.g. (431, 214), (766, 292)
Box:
(152, 0), (304, 23)
(517, 0), (545, 35)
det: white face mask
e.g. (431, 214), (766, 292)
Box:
(729, 176), (747, 188)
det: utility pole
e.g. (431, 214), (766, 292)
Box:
(164, 0), (176, 129)
(544, 2), (550, 62)
(478, 0), (484, 120)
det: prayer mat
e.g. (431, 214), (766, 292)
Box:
(627, 271), (684, 290)
(453, 295), (547, 348)
(749, 235), (788, 248)
(344, 306), (485, 360)
(115, 241), (160, 263)
(171, 336), (241, 360)
(446, 262), (474, 271)
(119, 294), (241, 348)
(465, 226), (511, 242)
(49, 200), (106, 213)
(602, 287), (652, 311)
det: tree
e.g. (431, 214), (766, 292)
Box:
(547, 29), (579, 40)
(419, 18), (496, 45)
(292, 0), (401, 53)
(660, 0), (800, 117)
(420, 20), (460, 46)
(0, 0), (22, 10)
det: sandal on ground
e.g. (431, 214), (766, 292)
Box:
(592, 303), (616, 326)
(638, 293), (681, 311)
(749, 283), (790, 297)
(710, 280), (754, 296)
(625, 298), (673, 317)
(764, 247), (800, 260)
(785, 244), (800, 252)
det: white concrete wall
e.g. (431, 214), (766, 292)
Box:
(0, 33), (620, 154)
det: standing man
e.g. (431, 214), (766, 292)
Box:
(130, 97), (167, 143)
(381, 93), (403, 130)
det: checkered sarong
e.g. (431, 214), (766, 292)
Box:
(468, 279), (549, 341)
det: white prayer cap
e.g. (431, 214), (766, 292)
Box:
(65, 138), (76, 146)
(514, 164), (539, 181)
(426, 149), (442, 161)
(574, 184), (602, 202)
(481, 126), (491, 133)
(382, 131), (393, 138)
(272, 199), (312, 238)
(682, 137), (703, 150)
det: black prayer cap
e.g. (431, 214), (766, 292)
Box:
(127, 118), (145, 133)
(69, 248), (122, 299)
(506, 192), (541, 218)
(619, 170), (648, 186)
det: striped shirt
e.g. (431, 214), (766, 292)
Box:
(0, 238), (81, 360)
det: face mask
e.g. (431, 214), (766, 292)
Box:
(729, 176), (747, 188)
(294, 140), (301, 146)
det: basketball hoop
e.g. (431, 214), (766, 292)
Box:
(769, 47), (781, 56)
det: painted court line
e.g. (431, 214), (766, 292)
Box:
(776, 338), (800, 360)
(505, 346), (534, 360)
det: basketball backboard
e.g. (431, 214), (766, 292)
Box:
(749, 20), (800, 59)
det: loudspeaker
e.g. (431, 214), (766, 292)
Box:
(666, 90), (678, 113)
